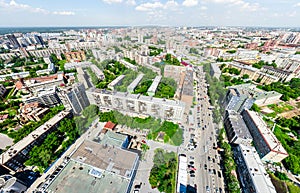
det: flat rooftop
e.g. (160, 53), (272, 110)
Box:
(244, 110), (288, 155)
(147, 75), (162, 93)
(108, 75), (125, 87)
(127, 73), (144, 92)
(226, 110), (253, 140)
(95, 130), (127, 148)
(238, 144), (277, 193)
(46, 160), (130, 193)
(230, 84), (282, 100)
(87, 88), (186, 107)
(70, 140), (138, 178)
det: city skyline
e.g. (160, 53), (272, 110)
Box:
(0, 0), (300, 27)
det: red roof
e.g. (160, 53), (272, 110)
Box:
(104, 121), (116, 130)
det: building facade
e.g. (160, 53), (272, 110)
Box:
(242, 109), (288, 162)
(86, 88), (185, 121)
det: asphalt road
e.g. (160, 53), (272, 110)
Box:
(181, 66), (225, 193)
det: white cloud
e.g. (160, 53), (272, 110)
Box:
(182, 0), (198, 7)
(136, 2), (163, 11)
(0, 0), (75, 15)
(200, 6), (207, 10)
(126, 0), (136, 6)
(136, 1), (179, 12)
(53, 11), (75, 16)
(102, 0), (123, 4)
(164, 1), (178, 10)
(206, 0), (262, 12)
(294, 3), (300, 7)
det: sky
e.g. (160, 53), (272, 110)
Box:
(0, 0), (300, 27)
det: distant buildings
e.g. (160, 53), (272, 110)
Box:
(64, 51), (86, 62)
(233, 144), (277, 193)
(25, 86), (62, 107)
(86, 88), (185, 121)
(64, 61), (91, 70)
(242, 109), (288, 163)
(224, 84), (282, 113)
(0, 111), (71, 172)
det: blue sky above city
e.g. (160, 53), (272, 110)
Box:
(0, 0), (300, 27)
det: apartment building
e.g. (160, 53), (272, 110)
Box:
(210, 63), (222, 80)
(86, 88), (185, 121)
(60, 83), (90, 114)
(242, 109), (288, 163)
(65, 51), (86, 62)
(25, 86), (62, 107)
(224, 110), (253, 146)
(108, 75), (125, 91)
(0, 111), (71, 172)
(147, 75), (162, 96)
(233, 144), (277, 193)
(127, 74), (144, 93)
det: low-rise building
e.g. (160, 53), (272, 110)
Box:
(147, 75), (162, 96)
(108, 75), (125, 91)
(242, 109), (288, 163)
(127, 74), (144, 93)
(233, 144), (277, 193)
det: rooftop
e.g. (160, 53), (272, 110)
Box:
(104, 121), (116, 130)
(237, 144), (277, 193)
(70, 140), (138, 178)
(243, 110), (288, 155)
(226, 110), (253, 140)
(46, 160), (130, 193)
(108, 75), (125, 88)
(147, 75), (162, 94)
(127, 73), (144, 92)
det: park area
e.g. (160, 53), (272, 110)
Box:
(98, 111), (183, 146)
(148, 148), (177, 193)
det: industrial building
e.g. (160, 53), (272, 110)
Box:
(233, 144), (277, 193)
(242, 109), (288, 163)
(223, 110), (253, 146)
(86, 88), (185, 121)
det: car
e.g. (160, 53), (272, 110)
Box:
(213, 169), (216, 175)
(209, 137), (212, 141)
(218, 171), (222, 178)
(189, 161), (195, 165)
(204, 164), (207, 170)
(206, 186), (210, 192)
(212, 158), (215, 163)
(219, 188), (223, 193)
(208, 156), (211, 161)
(189, 170), (195, 174)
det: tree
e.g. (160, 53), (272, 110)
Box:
(242, 74), (249, 79)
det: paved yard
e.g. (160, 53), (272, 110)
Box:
(0, 133), (13, 149)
